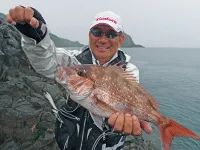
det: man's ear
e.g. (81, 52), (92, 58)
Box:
(119, 34), (125, 47)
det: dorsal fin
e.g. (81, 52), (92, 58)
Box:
(107, 64), (160, 110)
(107, 64), (137, 83)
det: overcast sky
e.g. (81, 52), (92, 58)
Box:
(1, 0), (200, 48)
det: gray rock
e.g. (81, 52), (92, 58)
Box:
(0, 18), (61, 150)
(123, 133), (159, 150)
(0, 139), (19, 150)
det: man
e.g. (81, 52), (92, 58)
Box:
(6, 6), (152, 150)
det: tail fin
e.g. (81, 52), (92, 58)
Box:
(158, 119), (200, 150)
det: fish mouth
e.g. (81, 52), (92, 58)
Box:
(58, 66), (76, 77)
(55, 66), (76, 85)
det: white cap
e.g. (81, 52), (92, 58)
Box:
(90, 11), (123, 32)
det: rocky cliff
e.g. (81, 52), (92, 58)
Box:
(0, 17), (157, 150)
(121, 33), (144, 48)
(49, 33), (84, 47)
(0, 13), (6, 21)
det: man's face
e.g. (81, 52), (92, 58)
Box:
(89, 24), (124, 65)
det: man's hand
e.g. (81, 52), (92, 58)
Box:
(108, 112), (153, 135)
(6, 6), (47, 42)
(6, 6), (39, 28)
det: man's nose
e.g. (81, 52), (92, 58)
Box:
(98, 34), (108, 43)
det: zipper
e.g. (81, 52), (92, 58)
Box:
(79, 110), (89, 150)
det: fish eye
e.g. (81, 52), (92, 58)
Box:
(77, 69), (87, 77)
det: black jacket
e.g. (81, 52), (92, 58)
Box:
(55, 48), (127, 150)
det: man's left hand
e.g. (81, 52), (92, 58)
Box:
(107, 112), (153, 135)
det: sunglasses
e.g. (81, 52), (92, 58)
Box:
(90, 28), (121, 39)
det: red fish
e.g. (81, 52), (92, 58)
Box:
(55, 64), (200, 150)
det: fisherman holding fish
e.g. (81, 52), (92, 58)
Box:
(7, 6), (158, 150)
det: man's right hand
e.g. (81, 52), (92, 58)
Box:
(6, 6), (39, 28)
(6, 6), (47, 43)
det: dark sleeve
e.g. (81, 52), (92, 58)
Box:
(55, 112), (77, 150)
(15, 7), (47, 43)
(55, 100), (84, 150)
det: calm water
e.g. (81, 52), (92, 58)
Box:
(123, 47), (200, 150)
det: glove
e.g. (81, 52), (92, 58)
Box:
(15, 6), (47, 43)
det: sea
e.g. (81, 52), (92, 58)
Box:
(122, 47), (200, 150)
